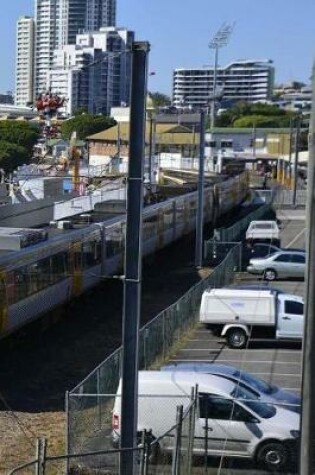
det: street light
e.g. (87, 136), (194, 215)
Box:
(208, 22), (235, 130)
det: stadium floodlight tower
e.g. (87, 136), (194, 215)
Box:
(209, 22), (235, 129)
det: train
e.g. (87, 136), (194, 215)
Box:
(0, 172), (249, 338)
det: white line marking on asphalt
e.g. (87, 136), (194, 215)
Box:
(175, 356), (301, 365)
(285, 227), (306, 248)
(186, 343), (302, 355)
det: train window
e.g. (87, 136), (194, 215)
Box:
(51, 252), (69, 282)
(175, 200), (185, 224)
(70, 242), (82, 272)
(189, 199), (197, 219)
(143, 214), (158, 240)
(106, 224), (123, 258)
(0, 274), (6, 308)
(13, 267), (29, 302)
(163, 205), (174, 230)
(28, 259), (51, 293)
(82, 237), (102, 268)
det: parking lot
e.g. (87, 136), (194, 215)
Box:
(168, 215), (306, 395)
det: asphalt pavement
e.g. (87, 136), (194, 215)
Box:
(164, 214), (306, 473)
(168, 216), (306, 394)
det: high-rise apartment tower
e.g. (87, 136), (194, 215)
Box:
(34, 0), (116, 96)
(15, 16), (35, 107)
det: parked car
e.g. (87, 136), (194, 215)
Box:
(247, 251), (306, 280)
(161, 362), (300, 412)
(241, 243), (305, 270)
(112, 371), (300, 471)
(241, 243), (281, 270)
(245, 220), (280, 246)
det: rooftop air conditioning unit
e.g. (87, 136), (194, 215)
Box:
(57, 220), (73, 230)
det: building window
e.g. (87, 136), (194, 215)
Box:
(220, 140), (233, 148)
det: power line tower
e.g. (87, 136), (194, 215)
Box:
(209, 22), (235, 129)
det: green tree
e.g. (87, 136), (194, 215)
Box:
(0, 141), (30, 172)
(73, 107), (89, 116)
(215, 101), (294, 128)
(233, 115), (292, 128)
(61, 114), (116, 140)
(149, 92), (171, 108)
(0, 121), (40, 151)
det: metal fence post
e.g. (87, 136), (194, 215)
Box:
(238, 243), (242, 272)
(97, 368), (102, 430)
(204, 416), (209, 475)
(172, 405), (183, 475)
(187, 387), (197, 475)
(65, 391), (70, 475)
(36, 438), (47, 475)
(138, 430), (146, 475)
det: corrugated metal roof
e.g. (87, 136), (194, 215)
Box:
(87, 122), (198, 145)
(209, 127), (293, 134)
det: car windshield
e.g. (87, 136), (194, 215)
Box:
(231, 386), (276, 419)
(233, 370), (277, 395)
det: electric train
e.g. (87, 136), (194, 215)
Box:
(0, 172), (249, 338)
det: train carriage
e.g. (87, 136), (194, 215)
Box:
(0, 173), (248, 338)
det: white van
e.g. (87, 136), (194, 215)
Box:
(112, 371), (299, 471)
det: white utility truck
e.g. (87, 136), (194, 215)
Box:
(200, 288), (304, 348)
(245, 220), (280, 246)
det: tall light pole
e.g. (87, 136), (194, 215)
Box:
(120, 41), (150, 475)
(300, 61), (315, 475)
(195, 109), (206, 268)
(208, 22), (235, 130)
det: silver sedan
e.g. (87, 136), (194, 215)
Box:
(247, 250), (306, 281)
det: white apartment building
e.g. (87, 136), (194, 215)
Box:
(173, 60), (275, 109)
(47, 27), (134, 115)
(34, 0), (116, 97)
(15, 17), (35, 107)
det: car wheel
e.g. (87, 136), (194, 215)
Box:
(227, 328), (247, 349)
(264, 268), (277, 281)
(257, 441), (289, 471)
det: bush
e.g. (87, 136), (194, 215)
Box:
(233, 115), (292, 128)
(61, 114), (116, 140)
(0, 141), (30, 172)
(0, 121), (39, 151)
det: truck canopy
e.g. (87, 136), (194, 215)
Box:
(200, 288), (276, 325)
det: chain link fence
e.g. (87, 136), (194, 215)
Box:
(204, 204), (273, 261)
(66, 244), (241, 472)
(273, 189), (307, 208)
(9, 392), (199, 475)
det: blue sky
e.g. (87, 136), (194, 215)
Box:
(1, 0), (314, 96)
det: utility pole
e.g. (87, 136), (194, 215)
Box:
(148, 112), (154, 186)
(117, 121), (121, 158)
(208, 22), (235, 131)
(292, 115), (301, 207)
(252, 124), (257, 160)
(288, 117), (294, 187)
(120, 41), (150, 475)
(195, 109), (206, 268)
(300, 62), (315, 475)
